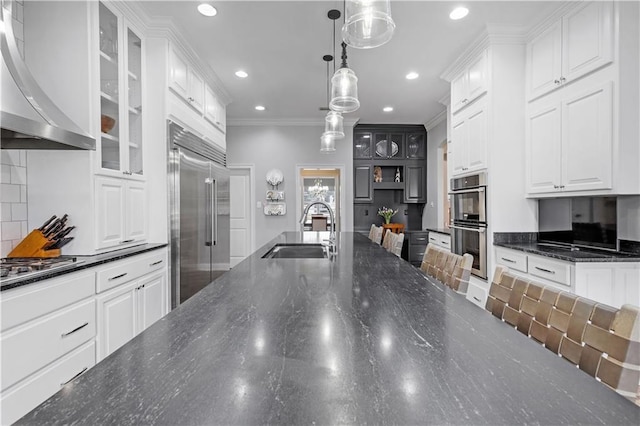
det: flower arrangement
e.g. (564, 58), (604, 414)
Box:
(378, 206), (397, 224)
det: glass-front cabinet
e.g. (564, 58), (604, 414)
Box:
(98, 2), (143, 177)
(406, 132), (425, 159)
(354, 131), (373, 159)
(373, 132), (404, 160)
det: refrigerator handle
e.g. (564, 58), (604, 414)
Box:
(213, 179), (218, 246)
(205, 178), (213, 246)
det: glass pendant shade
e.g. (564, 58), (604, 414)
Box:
(329, 67), (360, 113)
(320, 133), (336, 152)
(343, 0), (395, 49)
(324, 111), (345, 139)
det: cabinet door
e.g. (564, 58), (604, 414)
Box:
(562, 82), (612, 192)
(127, 27), (143, 176)
(204, 85), (217, 125)
(188, 69), (205, 113)
(562, 1), (613, 84)
(97, 282), (137, 360)
(125, 181), (147, 242)
(354, 132), (373, 159)
(138, 273), (167, 333)
(451, 118), (468, 176)
(215, 97), (226, 132)
(465, 104), (487, 172)
(404, 165), (425, 203)
(527, 104), (562, 193)
(406, 133), (425, 159)
(169, 47), (188, 99)
(527, 21), (562, 100)
(354, 165), (373, 203)
(466, 50), (488, 104)
(95, 177), (125, 249)
(450, 71), (467, 114)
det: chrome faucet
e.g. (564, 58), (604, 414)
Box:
(299, 201), (336, 252)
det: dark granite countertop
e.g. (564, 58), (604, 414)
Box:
(426, 227), (451, 235)
(19, 233), (639, 424)
(1, 243), (168, 291)
(494, 241), (640, 263)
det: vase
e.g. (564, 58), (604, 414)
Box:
(384, 217), (391, 224)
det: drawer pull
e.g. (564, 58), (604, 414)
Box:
(534, 266), (555, 274)
(61, 322), (89, 338)
(501, 257), (516, 263)
(108, 272), (128, 281)
(60, 367), (88, 387)
(149, 260), (163, 267)
(415, 238), (426, 241)
(473, 296), (481, 302)
(120, 239), (134, 244)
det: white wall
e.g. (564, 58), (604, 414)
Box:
(423, 119), (447, 229)
(0, 151), (28, 256)
(226, 123), (354, 249)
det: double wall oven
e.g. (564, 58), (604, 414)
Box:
(449, 173), (487, 279)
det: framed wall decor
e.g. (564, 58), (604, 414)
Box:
(266, 190), (284, 201)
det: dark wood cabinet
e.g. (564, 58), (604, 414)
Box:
(406, 132), (426, 159)
(404, 164), (425, 202)
(407, 231), (430, 267)
(373, 132), (404, 160)
(354, 165), (373, 203)
(354, 132), (373, 159)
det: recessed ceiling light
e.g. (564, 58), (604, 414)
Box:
(449, 7), (469, 20)
(383, 106), (394, 112)
(235, 70), (248, 78)
(406, 72), (419, 80)
(255, 105), (266, 111)
(197, 3), (217, 17)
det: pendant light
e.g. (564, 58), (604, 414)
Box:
(320, 133), (336, 152)
(343, 0), (395, 49)
(329, 42), (360, 113)
(323, 54), (344, 139)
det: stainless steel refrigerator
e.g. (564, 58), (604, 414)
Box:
(168, 121), (230, 308)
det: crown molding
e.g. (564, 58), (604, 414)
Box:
(438, 94), (450, 107)
(525, 2), (579, 43)
(228, 116), (359, 128)
(424, 109), (447, 132)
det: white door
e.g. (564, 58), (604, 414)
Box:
(465, 102), (487, 172)
(527, 103), (562, 194)
(125, 181), (147, 242)
(97, 282), (137, 360)
(95, 177), (125, 249)
(138, 273), (166, 333)
(229, 169), (252, 268)
(450, 118), (467, 176)
(527, 21), (562, 100)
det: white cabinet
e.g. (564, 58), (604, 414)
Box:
(451, 49), (488, 114)
(95, 176), (147, 250)
(97, 2), (145, 177)
(0, 271), (97, 424)
(527, 1), (613, 101)
(451, 98), (487, 176)
(205, 85), (226, 133)
(170, 46), (205, 114)
(527, 81), (612, 194)
(428, 232), (451, 251)
(95, 250), (168, 360)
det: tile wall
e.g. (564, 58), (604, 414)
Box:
(1, 150), (29, 257)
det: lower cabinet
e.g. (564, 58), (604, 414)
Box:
(428, 232), (451, 251)
(404, 165), (426, 203)
(354, 165), (373, 203)
(407, 231), (429, 267)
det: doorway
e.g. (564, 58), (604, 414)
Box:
(299, 168), (341, 232)
(228, 165), (255, 268)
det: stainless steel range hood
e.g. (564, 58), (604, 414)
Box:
(0, 1), (95, 150)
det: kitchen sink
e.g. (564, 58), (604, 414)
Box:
(262, 244), (328, 259)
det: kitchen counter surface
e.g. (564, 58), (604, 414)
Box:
(494, 241), (640, 263)
(1, 243), (168, 291)
(19, 233), (639, 424)
(426, 227), (451, 235)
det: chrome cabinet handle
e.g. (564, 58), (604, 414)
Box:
(554, 79), (561, 85)
(188, 96), (194, 102)
(60, 367), (88, 387)
(560, 77), (566, 82)
(108, 272), (128, 281)
(122, 171), (132, 176)
(61, 322), (89, 337)
(120, 239), (134, 244)
(149, 260), (163, 266)
(473, 296), (481, 302)
(449, 224), (486, 233)
(534, 266), (555, 274)
(501, 257), (516, 263)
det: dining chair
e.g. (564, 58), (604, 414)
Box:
(544, 292), (579, 354)
(578, 303), (618, 377)
(559, 298), (598, 365)
(373, 226), (383, 244)
(516, 282), (544, 336)
(420, 244), (437, 275)
(502, 277), (530, 327)
(529, 287), (561, 344)
(368, 224), (377, 241)
(382, 230), (394, 251)
(390, 233), (404, 257)
(450, 253), (473, 293)
(489, 271), (516, 320)
(485, 266), (508, 313)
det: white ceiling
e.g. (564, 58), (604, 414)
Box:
(138, 1), (562, 125)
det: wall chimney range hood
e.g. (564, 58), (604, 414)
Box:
(0, 1), (95, 150)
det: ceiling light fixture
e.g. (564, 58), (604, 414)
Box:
(322, 13), (345, 142)
(383, 106), (393, 112)
(320, 133), (336, 152)
(343, 0), (395, 49)
(329, 42), (360, 113)
(197, 3), (217, 17)
(405, 72), (419, 80)
(449, 7), (469, 20)
(235, 70), (248, 78)
(254, 105), (265, 111)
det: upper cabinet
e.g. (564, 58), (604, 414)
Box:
(98, 2), (144, 178)
(526, 1), (613, 101)
(450, 98), (487, 176)
(373, 132), (404, 161)
(451, 49), (488, 114)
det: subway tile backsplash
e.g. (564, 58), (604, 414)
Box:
(0, 150), (28, 257)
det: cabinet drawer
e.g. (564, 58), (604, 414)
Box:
(495, 247), (528, 273)
(1, 298), (95, 391)
(528, 255), (571, 286)
(1, 270), (95, 332)
(410, 247), (427, 263)
(96, 250), (167, 293)
(466, 282), (488, 308)
(1, 341), (95, 425)
(438, 236), (451, 249)
(410, 232), (429, 244)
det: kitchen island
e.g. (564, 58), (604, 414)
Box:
(18, 233), (639, 424)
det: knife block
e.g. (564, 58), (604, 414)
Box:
(7, 230), (61, 258)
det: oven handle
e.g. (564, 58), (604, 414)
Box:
(450, 224), (486, 233)
(448, 187), (485, 195)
